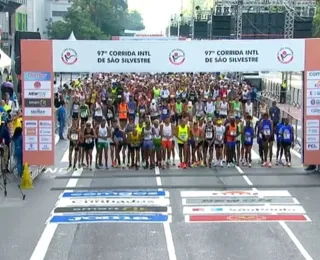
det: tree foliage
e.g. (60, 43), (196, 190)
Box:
(313, 3), (320, 37)
(46, 0), (145, 39)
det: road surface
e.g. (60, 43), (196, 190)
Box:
(2, 141), (320, 260)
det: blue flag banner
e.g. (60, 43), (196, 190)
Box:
(62, 191), (167, 198)
(49, 214), (170, 224)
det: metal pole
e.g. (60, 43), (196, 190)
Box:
(191, 0), (195, 39)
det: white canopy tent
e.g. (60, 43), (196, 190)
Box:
(68, 31), (77, 40)
(0, 48), (11, 74)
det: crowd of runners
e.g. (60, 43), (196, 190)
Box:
(62, 73), (296, 171)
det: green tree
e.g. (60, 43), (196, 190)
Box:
(48, 0), (144, 39)
(313, 3), (320, 37)
(125, 10), (145, 31)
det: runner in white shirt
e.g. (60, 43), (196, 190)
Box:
(245, 99), (253, 118)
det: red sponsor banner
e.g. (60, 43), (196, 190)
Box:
(188, 215), (308, 222)
(303, 39), (320, 164)
(21, 40), (55, 166)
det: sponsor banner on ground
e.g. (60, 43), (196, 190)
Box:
(49, 214), (171, 224)
(180, 190), (291, 198)
(185, 214), (310, 222)
(56, 198), (171, 207)
(183, 205), (306, 215)
(62, 191), (169, 198)
(54, 206), (172, 214)
(182, 197), (299, 205)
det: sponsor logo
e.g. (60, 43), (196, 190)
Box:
(201, 198), (273, 203)
(310, 99), (320, 106)
(311, 108), (320, 113)
(26, 72), (51, 80)
(308, 71), (320, 77)
(227, 215), (267, 221)
(169, 49), (185, 65)
(212, 191), (258, 196)
(25, 99), (52, 107)
(63, 191), (166, 197)
(314, 80), (320, 88)
(39, 128), (52, 135)
(61, 48), (78, 65)
(50, 214), (169, 223)
(54, 206), (168, 213)
(277, 47), (294, 64)
(24, 90), (51, 98)
(30, 109), (47, 115)
(307, 143), (318, 149)
(39, 121), (52, 127)
(25, 120), (37, 127)
(34, 81), (41, 89)
(24, 108), (52, 116)
(309, 90), (320, 96)
(69, 198), (158, 204)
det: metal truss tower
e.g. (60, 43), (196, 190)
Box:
(234, 0), (243, 39)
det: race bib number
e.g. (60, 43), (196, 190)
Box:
(118, 95), (122, 99)
(162, 109), (167, 114)
(206, 132), (213, 139)
(140, 109), (145, 114)
(284, 130), (290, 139)
(230, 130), (237, 137)
(216, 134), (222, 140)
(107, 111), (113, 118)
(81, 111), (87, 118)
(245, 133), (251, 142)
(129, 109), (134, 114)
(180, 134), (187, 141)
(71, 134), (78, 140)
(263, 129), (271, 135)
(85, 138), (92, 143)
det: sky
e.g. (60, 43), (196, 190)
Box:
(127, 0), (189, 34)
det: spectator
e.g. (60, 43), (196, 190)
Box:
(280, 79), (287, 104)
(0, 123), (11, 172)
(269, 101), (280, 128)
(57, 101), (66, 140)
(12, 126), (22, 177)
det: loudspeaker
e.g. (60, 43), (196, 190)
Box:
(180, 24), (191, 37)
(14, 31), (41, 75)
(242, 13), (284, 39)
(170, 26), (178, 36)
(211, 15), (231, 36)
(194, 21), (208, 39)
(294, 17), (313, 38)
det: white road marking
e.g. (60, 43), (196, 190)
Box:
(155, 166), (177, 260)
(235, 166), (313, 260)
(30, 168), (83, 260)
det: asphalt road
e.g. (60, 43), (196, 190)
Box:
(2, 142), (320, 260)
(7, 141), (320, 260)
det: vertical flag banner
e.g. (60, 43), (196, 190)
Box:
(21, 40), (54, 166)
(303, 39), (320, 165)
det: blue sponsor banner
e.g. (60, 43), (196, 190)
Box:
(50, 214), (169, 224)
(24, 71), (51, 81)
(62, 191), (166, 198)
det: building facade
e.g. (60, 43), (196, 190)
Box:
(0, 0), (72, 54)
